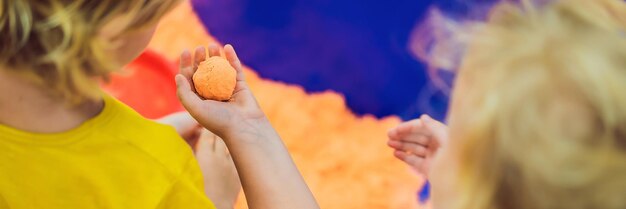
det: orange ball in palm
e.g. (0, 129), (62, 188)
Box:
(192, 56), (237, 101)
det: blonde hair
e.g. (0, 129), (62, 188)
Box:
(420, 0), (626, 209)
(0, 0), (181, 104)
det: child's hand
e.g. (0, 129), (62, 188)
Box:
(156, 111), (202, 148)
(177, 44), (320, 209)
(387, 115), (448, 178)
(176, 44), (267, 140)
(194, 130), (241, 209)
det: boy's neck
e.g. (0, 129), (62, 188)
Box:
(0, 69), (104, 134)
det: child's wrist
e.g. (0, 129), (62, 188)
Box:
(222, 116), (279, 146)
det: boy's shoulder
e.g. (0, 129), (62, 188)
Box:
(102, 95), (194, 175)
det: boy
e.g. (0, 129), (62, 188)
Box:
(0, 1), (238, 208)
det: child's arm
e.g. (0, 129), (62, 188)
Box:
(176, 44), (320, 209)
(387, 115), (448, 178)
(156, 112), (202, 148)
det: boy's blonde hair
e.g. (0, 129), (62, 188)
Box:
(0, 0), (180, 104)
(421, 0), (626, 209)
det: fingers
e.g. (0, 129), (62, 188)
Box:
(180, 44), (257, 109)
(180, 49), (193, 74)
(387, 140), (428, 157)
(224, 45), (243, 72)
(208, 43), (221, 57)
(394, 150), (426, 171)
(388, 119), (422, 140)
(193, 46), (207, 70)
(180, 50), (196, 88)
(388, 119), (430, 145)
(223, 44), (255, 106)
(224, 44), (248, 92)
(394, 119), (421, 136)
(176, 74), (204, 113)
(421, 114), (449, 145)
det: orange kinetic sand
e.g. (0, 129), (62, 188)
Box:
(193, 56), (237, 101)
(147, 2), (423, 208)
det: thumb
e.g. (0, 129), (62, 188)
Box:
(420, 114), (449, 146)
(176, 74), (203, 112)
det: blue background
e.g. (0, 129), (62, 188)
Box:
(192, 0), (495, 120)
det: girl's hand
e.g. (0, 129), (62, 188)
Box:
(387, 114), (449, 178)
(176, 44), (267, 140)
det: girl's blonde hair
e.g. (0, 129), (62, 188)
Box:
(0, 0), (181, 104)
(420, 0), (626, 209)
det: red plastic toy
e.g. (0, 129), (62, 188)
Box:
(102, 50), (183, 119)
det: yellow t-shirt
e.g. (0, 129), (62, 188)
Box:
(0, 95), (216, 209)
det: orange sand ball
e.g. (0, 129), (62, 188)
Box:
(192, 57), (237, 101)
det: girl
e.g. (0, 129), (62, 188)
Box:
(389, 0), (626, 208)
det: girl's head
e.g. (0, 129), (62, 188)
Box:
(421, 0), (626, 209)
(0, 0), (181, 104)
